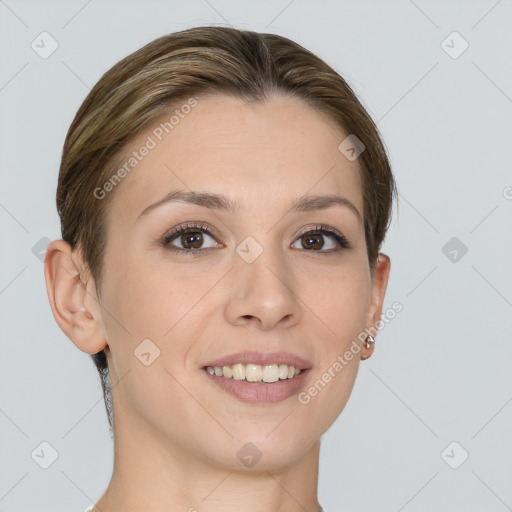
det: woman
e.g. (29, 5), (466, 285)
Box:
(44, 25), (396, 512)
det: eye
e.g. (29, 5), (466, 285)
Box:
(162, 222), (221, 255)
(161, 222), (350, 256)
(291, 225), (350, 252)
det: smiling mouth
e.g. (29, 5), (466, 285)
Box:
(202, 363), (306, 384)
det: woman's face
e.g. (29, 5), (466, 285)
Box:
(82, 93), (389, 468)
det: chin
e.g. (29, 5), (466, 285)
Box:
(198, 429), (315, 472)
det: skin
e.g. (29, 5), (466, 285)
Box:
(45, 93), (390, 512)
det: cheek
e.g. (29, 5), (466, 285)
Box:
(298, 268), (370, 420)
(101, 262), (203, 425)
(101, 259), (222, 395)
(305, 267), (371, 344)
(104, 257), (200, 339)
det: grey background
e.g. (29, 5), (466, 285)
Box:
(1, 1), (511, 511)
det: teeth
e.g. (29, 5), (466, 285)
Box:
(263, 364), (279, 383)
(245, 363), (262, 382)
(205, 363), (303, 383)
(232, 363), (245, 380)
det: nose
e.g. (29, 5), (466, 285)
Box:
(224, 243), (302, 331)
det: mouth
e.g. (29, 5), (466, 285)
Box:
(202, 350), (312, 374)
(201, 362), (312, 404)
(200, 351), (313, 404)
(202, 362), (308, 383)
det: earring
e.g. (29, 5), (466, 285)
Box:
(365, 334), (375, 349)
(361, 335), (375, 360)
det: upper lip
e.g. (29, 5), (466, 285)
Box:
(202, 351), (312, 370)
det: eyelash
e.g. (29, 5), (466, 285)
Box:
(161, 222), (351, 256)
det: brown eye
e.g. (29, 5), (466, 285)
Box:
(179, 231), (204, 249)
(301, 233), (324, 250)
(291, 226), (350, 252)
(163, 224), (219, 254)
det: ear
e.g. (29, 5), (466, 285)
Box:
(362, 253), (391, 359)
(44, 239), (107, 354)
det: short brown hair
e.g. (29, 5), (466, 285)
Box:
(56, 25), (396, 430)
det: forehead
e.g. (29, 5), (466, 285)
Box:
(105, 93), (363, 227)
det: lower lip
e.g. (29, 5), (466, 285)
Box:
(203, 368), (311, 404)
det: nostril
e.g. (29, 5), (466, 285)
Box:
(241, 315), (257, 325)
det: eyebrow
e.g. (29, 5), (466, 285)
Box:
(137, 189), (362, 223)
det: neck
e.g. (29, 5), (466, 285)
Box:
(94, 408), (322, 512)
